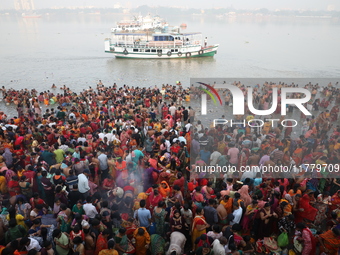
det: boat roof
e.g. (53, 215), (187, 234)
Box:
(153, 32), (201, 36)
(114, 33), (148, 36)
(113, 32), (202, 36)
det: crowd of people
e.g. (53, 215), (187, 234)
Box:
(0, 81), (338, 255)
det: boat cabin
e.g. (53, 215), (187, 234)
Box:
(111, 32), (202, 49)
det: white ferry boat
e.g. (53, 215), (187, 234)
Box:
(104, 31), (219, 59)
(111, 14), (168, 33)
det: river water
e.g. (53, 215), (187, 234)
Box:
(0, 13), (340, 92)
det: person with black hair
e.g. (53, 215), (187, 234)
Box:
(229, 202), (242, 226)
(73, 236), (85, 255)
(30, 204), (44, 222)
(19, 175), (33, 198)
(258, 202), (278, 239)
(191, 207), (210, 251)
(83, 196), (98, 220)
(98, 239), (117, 255)
(40, 170), (55, 207)
(195, 242), (213, 255)
(134, 199), (151, 229)
(84, 227), (96, 255)
(326, 211), (340, 230)
(206, 224), (222, 241)
(114, 228), (135, 254)
(133, 227), (150, 255)
(170, 209), (186, 235)
(27, 250), (39, 255)
(53, 229), (70, 255)
(318, 226), (340, 254)
(5, 218), (27, 244)
(28, 218), (51, 236)
(40, 240), (53, 255)
(20, 236), (42, 252)
(203, 199), (218, 232)
(66, 169), (78, 191)
(295, 222), (316, 255)
(94, 229), (110, 255)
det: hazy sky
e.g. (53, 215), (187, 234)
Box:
(1, 0), (338, 11)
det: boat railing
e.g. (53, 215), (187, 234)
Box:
(113, 40), (200, 49)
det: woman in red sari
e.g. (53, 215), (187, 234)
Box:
(8, 175), (20, 196)
(295, 191), (317, 223)
(330, 105), (339, 122)
(148, 189), (163, 212)
(162, 105), (169, 119)
(94, 229), (110, 255)
(191, 208), (210, 251)
(330, 190), (340, 211)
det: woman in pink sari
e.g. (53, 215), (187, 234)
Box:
(238, 185), (252, 207)
(165, 114), (174, 128)
(120, 129), (130, 151)
(296, 222), (316, 255)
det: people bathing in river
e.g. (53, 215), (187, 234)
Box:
(0, 81), (337, 254)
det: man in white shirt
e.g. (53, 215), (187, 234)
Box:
(166, 231), (186, 255)
(104, 129), (113, 142)
(83, 197), (98, 219)
(230, 203), (242, 225)
(210, 150), (221, 166)
(20, 237), (41, 252)
(185, 122), (192, 133)
(78, 169), (90, 199)
(169, 103), (176, 117)
(98, 150), (109, 179)
(212, 237), (228, 255)
(98, 130), (106, 140)
(77, 133), (86, 143)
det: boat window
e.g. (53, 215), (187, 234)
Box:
(154, 36), (173, 41)
(139, 49), (144, 52)
(151, 49), (156, 52)
(145, 49), (151, 52)
(133, 49), (138, 52)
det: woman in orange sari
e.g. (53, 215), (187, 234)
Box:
(133, 227), (150, 255)
(292, 144), (304, 165)
(159, 181), (170, 199)
(191, 207), (210, 251)
(318, 227), (340, 255)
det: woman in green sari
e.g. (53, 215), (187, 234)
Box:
(72, 200), (85, 216)
(153, 201), (167, 236)
(57, 204), (71, 233)
(114, 228), (135, 255)
(150, 234), (165, 255)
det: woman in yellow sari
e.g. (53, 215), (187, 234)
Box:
(191, 207), (210, 251)
(262, 121), (271, 134)
(98, 240), (118, 255)
(133, 227), (150, 255)
(133, 193), (148, 211)
(0, 172), (7, 194)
